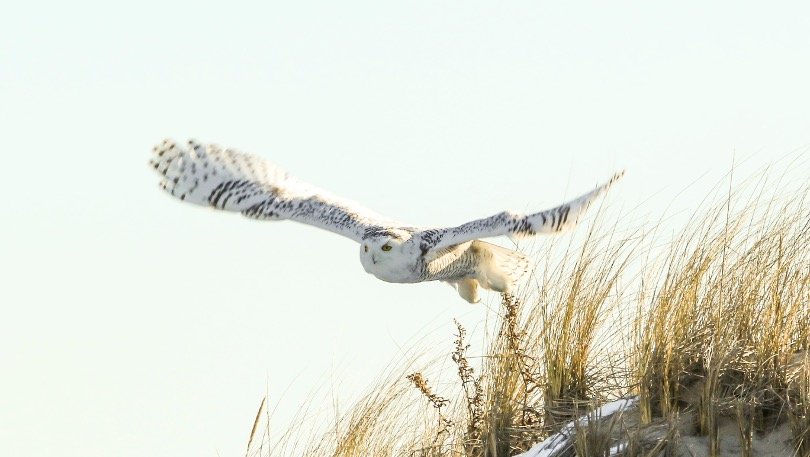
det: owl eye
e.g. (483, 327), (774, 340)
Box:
(381, 244), (392, 252)
(364, 245), (368, 253)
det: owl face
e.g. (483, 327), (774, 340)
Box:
(358, 231), (417, 282)
(360, 236), (402, 263)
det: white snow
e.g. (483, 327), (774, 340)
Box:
(514, 397), (638, 457)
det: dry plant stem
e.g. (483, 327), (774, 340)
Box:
(451, 320), (484, 453)
(501, 294), (542, 423)
(407, 372), (454, 449)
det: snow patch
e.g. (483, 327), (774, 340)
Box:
(515, 397), (638, 457)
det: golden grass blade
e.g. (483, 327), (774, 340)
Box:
(246, 396), (266, 457)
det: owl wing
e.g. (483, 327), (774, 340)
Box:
(150, 139), (398, 243)
(416, 171), (624, 252)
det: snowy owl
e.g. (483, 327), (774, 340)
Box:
(150, 140), (623, 303)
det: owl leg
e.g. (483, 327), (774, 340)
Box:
(455, 278), (481, 304)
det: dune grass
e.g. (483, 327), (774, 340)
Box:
(246, 171), (810, 456)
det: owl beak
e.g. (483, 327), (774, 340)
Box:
(371, 254), (377, 264)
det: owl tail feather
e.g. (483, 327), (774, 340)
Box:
(469, 240), (533, 294)
(449, 242), (532, 303)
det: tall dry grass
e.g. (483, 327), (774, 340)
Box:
(246, 170), (810, 456)
(632, 174), (810, 454)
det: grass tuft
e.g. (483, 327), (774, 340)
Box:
(248, 168), (810, 457)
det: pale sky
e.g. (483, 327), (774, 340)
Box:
(2, 2), (809, 456)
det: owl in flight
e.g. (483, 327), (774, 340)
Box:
(150, 140), (623, 303)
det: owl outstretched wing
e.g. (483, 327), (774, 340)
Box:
(149, 139), (398, 243)
(416, 171), (624, 252)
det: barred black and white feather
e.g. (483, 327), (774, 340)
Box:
(413, 170), (625, 253)
(150, 139), (622, 303)
(150, 139), (398, 241)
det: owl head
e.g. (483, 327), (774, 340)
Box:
(358, 228), (414, 281)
